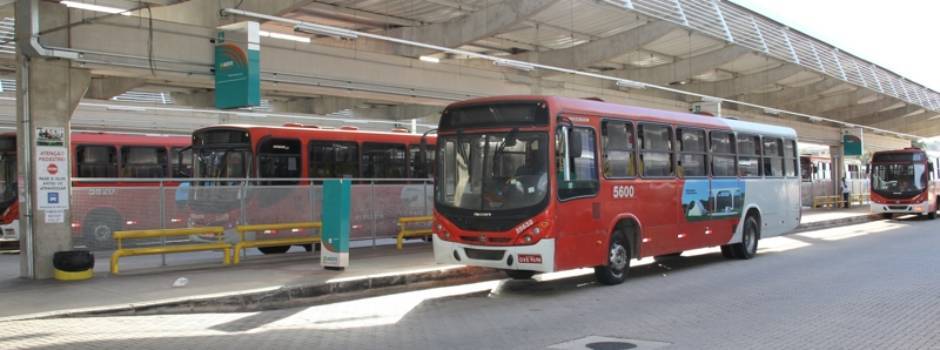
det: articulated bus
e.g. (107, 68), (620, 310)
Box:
(188, 124), (436, 254)
(869, 148), (939, 219)
(0, 132), (192, 249)
(432, 96), (801, 285)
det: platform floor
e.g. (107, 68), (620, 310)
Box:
(0, 206), (879, 319)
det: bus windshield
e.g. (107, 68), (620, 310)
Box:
(194, 148), (250, 180)
(436, 131), (548, 211)
(871, 163), (927, 197)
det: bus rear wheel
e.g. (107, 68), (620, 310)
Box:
(258, 246), (291, 254)
(504, 270), (536, 280)
(928, 211), (937, 220)
(594, 230), (630, 285)
(728, 216), (760, 260)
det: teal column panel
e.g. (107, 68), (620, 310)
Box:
(214, 21), (261, 109)
(321, 179), (350, 269)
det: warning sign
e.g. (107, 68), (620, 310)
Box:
(36, 127), (69, 211)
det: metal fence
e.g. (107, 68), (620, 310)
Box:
(70, 178), (434, 257)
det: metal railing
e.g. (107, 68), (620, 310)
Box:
(69, 178), (434, 260)
(618, 0), (939, 112)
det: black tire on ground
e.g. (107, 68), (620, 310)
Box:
(594, 230), (630, 285)
(653, 252), (682, 262)
(504, 270), (536, 280)
(52, 250), (95, 272)
(928, 211), (937, 220)
(302, 243), (321, 252)
(81, 212), (122, 251)
(729, 215), (760, 260)
(258, 246), (291, 254)
(720, 245), (738, 259)
(881, 213), (893, 220)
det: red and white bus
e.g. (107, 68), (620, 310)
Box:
(869, 148), (939, 219)
(0, 132), (192, 249)
(432, 96), (801, 284)
(188, 124), (436, 254)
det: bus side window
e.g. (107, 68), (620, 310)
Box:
(258, 138), (301, 185)
(601, 121), (635, 178)
(784, 140), (797, 177)
(408, 144), (435, 178)
(122, 146), (167, 178)
(638, 124), (673, 177)
(171, 147), (193, 177)
(310, 141), (359, 178)
(77, 145), (118, 178)
(709, 131), (736, 177)
(677, 128), (706, 177)
(557, 127), (598, 199)
(362, 143), (406, 178)
(736, 134), (760, 177)
(761, 137), (783, 177)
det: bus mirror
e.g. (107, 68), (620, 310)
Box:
(569, 130), (582, 158)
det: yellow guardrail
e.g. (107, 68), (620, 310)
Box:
(110, 227), (230, 274)
(396, 216), (434, 250)
(851, 193), (870, 205)
(234, 222), (322, 264)
(812, 195), (845, 208)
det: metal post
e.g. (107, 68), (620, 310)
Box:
(370, 179), (376, 248)
(17, 56), (35, 278)
(159, 180), (166, 266)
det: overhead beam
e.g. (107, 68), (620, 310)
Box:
(516, 20), (675, 71)
(894, 114), (940, 136)
(609, 45), (752, 86)
(390, 0), (559, 57)
(739, 78), (844, 107)
(679, 64), (804, 98)
(825, 98), (903, 121)
(869, 108), (929, 128)
(787, 88), (877, 115)
(143, 0), (314, 27)
(85, 77), (145, 100)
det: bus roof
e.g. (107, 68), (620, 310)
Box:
(447, 95), (797, 139)
(0, 131), (190, 146)
(197, 124), (434, 140)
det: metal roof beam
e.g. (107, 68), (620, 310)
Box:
(390, 0), (559, 57)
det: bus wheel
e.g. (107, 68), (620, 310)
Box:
(258, 246), (290, 254)
(928, 211), (937, 220)
(82, 213), (121, 251)
(881, 213), (893, 220)
(594, 230), (630, 285)
(720, 245), (738, 259)
(730, 216), (760, 260)
(504, 270), (536, 280)
(302, 243), (321, 252)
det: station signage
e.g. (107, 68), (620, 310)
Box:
(35, 127), (69, 212)
(215, 21), (261, 109)
(843, 128), (863, 157)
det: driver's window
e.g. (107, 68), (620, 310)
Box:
(557, 126), (598, 200)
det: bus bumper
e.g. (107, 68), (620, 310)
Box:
(0, 220), (18, 242)
(433, 236), (555, 273)
(871, 201), (931, 214)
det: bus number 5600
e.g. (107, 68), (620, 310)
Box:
(612, 185), (635, 199)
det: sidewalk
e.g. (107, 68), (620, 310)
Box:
(0, 206), (880, 320)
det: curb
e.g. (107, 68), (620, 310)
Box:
(793, 214), (882, 233)
(0, 265), (504, 322)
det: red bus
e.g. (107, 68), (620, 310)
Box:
(432, 96), (801, 284)
(188, 123), (436, 254)
(0, 132), (192, 249)
(869, 148), (939, 219)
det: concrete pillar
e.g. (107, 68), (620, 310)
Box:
(16, 58), (90, 279)
(16, 0), (92, 279)
(829, 145), (844, 197)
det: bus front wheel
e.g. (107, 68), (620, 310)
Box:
(258, 246), (290, 254)
(881, 213), (893, 220)
(594, 230), (630, 285)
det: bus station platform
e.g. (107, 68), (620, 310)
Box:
(0, 206), (879, 321)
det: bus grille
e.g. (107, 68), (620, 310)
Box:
(464, 248), (505, 261)
(889, 205), (909, 210)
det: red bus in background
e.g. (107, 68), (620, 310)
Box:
(870, 148), (939, 219)
(189, 123), (436, 254)
(0, 132), (192, 250)
(432, 96), (802, 285)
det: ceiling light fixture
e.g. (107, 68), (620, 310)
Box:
(493, 59), (535, 72)
(615, 80), (647, 89)
(60, 1), (131, 16)
(419, 55), (440, 64)
(259, 30), (311, 43)
(293, 23), (358, 40)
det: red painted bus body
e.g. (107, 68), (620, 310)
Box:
(0, 132), (192, 249)
(188, 124), (436, 253)
(432, 96), (801, 284)
(869, 148), (939, 219)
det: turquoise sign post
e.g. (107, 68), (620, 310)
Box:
(214, 21), (260, 109)
(321, 179), (350, 270)
(843, 128), (863, 157)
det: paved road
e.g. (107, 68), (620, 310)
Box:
(1, 217), (938, 350)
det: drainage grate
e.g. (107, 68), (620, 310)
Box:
(548, 336), (670, 350)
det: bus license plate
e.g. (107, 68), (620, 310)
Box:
(518, 254), (542, 264)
